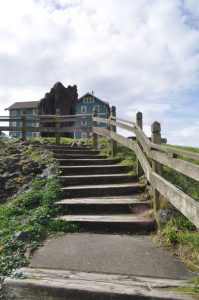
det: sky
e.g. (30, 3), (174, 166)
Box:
(0, 0), (199, 146)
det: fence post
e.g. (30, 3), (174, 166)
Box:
(110, 106), (117, 156)
(151, 121), (162, 211)
(21, 113), (26, 141)
(92, 105), (98, 149)
(55, 108), (61, 145)
(136, 112), (144, 176)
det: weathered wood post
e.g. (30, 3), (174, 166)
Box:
(136, 112), (144, 176)
(21, 113), (26, 141)
(110, 106), (117, 156)
(55, 108), (61, 145)
(151, 121), (162, 211)
(92, 105), (98, 149)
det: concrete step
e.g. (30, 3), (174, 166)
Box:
(57, 214), (156, 233)
(59, 165), (132, 175)
(56, 158), (122, 166)
(51, 149), (100, 155)
(46, 146), (92, 151)
(56, 197), (150, 214)
(43, 144), (91, 149)
(61, 183), (145, 198)
(53, 154), (108, 159)
(59, 174), (138, 186)
(56, 196), (148, 205)
(3, 268), (193, 300)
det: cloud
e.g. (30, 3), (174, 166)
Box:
(0, 0), (199, 146)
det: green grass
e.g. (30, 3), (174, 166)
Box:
(0, 178), (76, 285)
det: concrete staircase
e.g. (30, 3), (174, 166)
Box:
(2, 144), (194, 300)
(53, 144), (155, 233)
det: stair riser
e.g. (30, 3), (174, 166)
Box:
(52, 150), (100, 155)
(4, 278), (173, 300)
(61, 186), (145, 198)
(54, 155), (108, 159)
(56, 159), (121, 166)
(61, 203), (150, 215)
(67, 221), (155, 234)
(47, 147), (92, 151)
(59, 166), (132, 175)
(59, 175), (137, 186)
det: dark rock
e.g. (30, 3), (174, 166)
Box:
(37, 82), (78, 138)
(155, 208), (179, 224)
(13, 230), (29, 240)
(0, 176), (5, 189)
(40, 163), (57, 178)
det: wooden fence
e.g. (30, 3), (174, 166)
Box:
(0, 106), (199, 229)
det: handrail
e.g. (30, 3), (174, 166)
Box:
(92, 112), (199, 229)
(0, 110), (198, 229)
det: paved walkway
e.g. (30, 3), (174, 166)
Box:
(30, 233), (193, 280)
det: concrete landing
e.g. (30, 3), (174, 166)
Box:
(30, 233), (193, 280)
(3, 268), (194, 300)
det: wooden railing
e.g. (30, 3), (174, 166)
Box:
(0, 109), (93, 142)
(92, 106), (199, 230)
(1, 107), (199, 229)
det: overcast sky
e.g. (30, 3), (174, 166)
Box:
(0, 0), (199, 146)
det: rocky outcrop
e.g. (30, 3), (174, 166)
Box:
(37, 82), (78, 138)
(0, 140), (56, 204)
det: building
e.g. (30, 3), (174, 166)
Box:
(5, 93), (110, 139)
(74, 92), (110, 138)
(5, 101), (39, 138)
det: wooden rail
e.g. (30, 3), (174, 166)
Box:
(92, 107), (199, 229)
(1, 107), (199, 229)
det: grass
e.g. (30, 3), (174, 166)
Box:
(0, 178), (76, 294)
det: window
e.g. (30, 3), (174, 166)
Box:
(32, 109), (37, 115)
(95, 105), (100, 112)
(81, 120), (87, 125)
(32, 132), (40, 138)
(81, 132), (87, 138)
(81, 106), (87, 113)
(10, 121), (16, 127)
(11, 110), (17, 116)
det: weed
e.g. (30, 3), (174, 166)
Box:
(0, 177), (74, 296)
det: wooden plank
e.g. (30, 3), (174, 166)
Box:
(1, 126), (91, 133)
(109, 120), (136, 133)
(56, 196), (147, 205)
(114, 117), (135, 126)
(150, 172), (199, 229)
(93, 127), (151, 180)
(3, 268), (191, 300)
(151, 150), (199, 182)
(93, 117), (109, 124)
(151, 143), (199, 161)
(134, 143), (152, 181)
(58, 214), (153, 222)
(93, 126), (111, 138)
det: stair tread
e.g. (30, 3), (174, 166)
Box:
(61, 183), (143, 189)
(58, 214), (154, 223)
(4, 268), (190, 300)
(59, 165), (131, 168)
(59, 174), (136, 179)
(56, 196), (148, 205)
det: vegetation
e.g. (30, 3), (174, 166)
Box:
(0, 178), (76, 300)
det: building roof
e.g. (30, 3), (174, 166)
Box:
(78, 92), (109, 106)
(5, 101), (39, 110)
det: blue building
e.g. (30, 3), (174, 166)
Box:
(5, 101), (39, 138)
(6, 93), (110, 139)
(74, 92), (110, 138)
